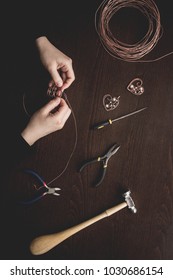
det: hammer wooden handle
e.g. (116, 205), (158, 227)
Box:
(30, 202), (127, 255)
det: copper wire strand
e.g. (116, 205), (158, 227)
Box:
(22, 93), (30, 118)
(22, 93), (78, 186)
(47, 94), (78, 185)
(95, 0), (173, 62)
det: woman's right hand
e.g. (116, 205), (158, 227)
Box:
(21, 97), (71, 146)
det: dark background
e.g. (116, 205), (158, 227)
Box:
(1, 0), (173, 260)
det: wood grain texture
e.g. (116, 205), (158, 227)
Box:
(1, 0), (173, 260)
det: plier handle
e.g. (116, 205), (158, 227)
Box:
(79, 143), (120, 187)
(20, 169), (61, 205)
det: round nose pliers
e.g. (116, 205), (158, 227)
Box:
(79, 143), (120, 187)
(20, 169), (61, 204)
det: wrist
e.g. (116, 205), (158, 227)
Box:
(35, 36), (50, 50)
(21, 128), (38, 146)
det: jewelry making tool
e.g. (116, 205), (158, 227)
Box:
(30, 190), (136, 255)
(20, 169), (61, 204)
(79, 143), (120, 187)
(93, 107), (147, 130)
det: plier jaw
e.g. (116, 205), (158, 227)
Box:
(103, 144), (120, 159)
(20, 169), (61, 204)
(79, 143), (120, 187)
(46, 186), (61, 196)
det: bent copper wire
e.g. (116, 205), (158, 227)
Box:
(20, 169), (61, 205)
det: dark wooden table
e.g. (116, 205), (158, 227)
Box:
(2, 0), (173, 260)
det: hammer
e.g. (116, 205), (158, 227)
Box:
(30, 190), (137, 255)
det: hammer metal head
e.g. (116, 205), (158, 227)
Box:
(123, 190), (137, 213)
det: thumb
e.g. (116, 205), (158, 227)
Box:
(49, 67), (63, 87)
(42, 97), (61, 115)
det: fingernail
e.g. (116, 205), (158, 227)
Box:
(55, 89), (62, 97)
(56, 81), (63, 87)
(54, 96), (60, 102)
(49, 81), (53, 87)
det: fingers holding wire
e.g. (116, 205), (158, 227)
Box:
(52, 98), (71, 129)
(48, 63), (75, 97)
(60, 64), (75, 93)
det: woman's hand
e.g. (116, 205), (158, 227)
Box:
(21, 97), (71, 145)
(36, 36), (75, 96)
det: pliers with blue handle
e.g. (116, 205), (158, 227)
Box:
(20, 169), (61, 204)
(79, 143), (120, 187)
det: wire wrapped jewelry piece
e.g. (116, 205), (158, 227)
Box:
(47, 84), (59, 98)
(103, 94), (120, 111)
(127, 78), (144, 96)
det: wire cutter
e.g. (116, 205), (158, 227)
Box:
(20, 169), (61, 205)
(79, 143), (120, 187)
